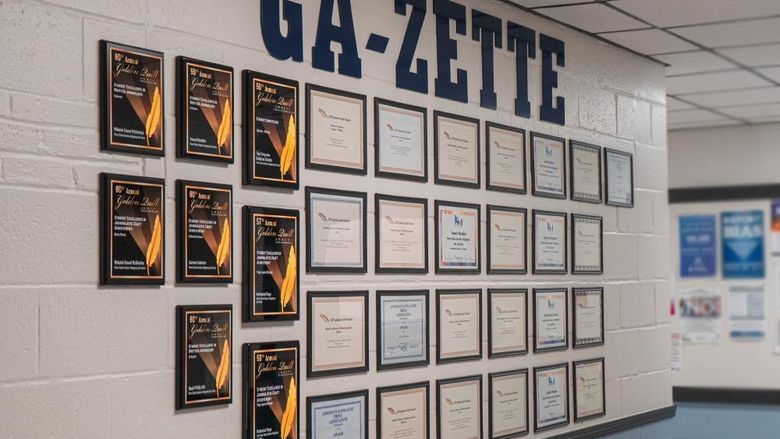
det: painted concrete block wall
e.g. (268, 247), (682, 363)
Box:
(0, 0), (669, 437)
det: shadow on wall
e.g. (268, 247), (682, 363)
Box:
(604, 403), (780, 439)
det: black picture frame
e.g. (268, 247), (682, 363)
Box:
(305, 83), (367, 175)
(572, 357), (606, 423)
(436, 375), (484, 439)
(533, 363), (570, 432)
(530, 132), (566, 199)
(307, 290), (370, 378)
(532, 288), (569, 353)
(376, 290), (430, 371)
(375, 193), (429, 274)
(434, 200), (482, 274)
(100, 172), (166, 285)
(305, 186), (368, 274)
(487, 289), (529, 358)
(433, 110), (481, 189)
(99, 40), (165, 156)
(176, 304), (233, 410)
(436, 289), (483, 364)
(571, 214), (604, 275)
(176, 179), (234, 284)
(569, 140), (602, 203)
(531, 209), (568, 275)
(486, 122), (527, 194)
(306, 389), (369, 439)
(488, 369), (530, 439)
(242, 205), (300, 322)
(572, 287), (605, 349)
(487, 205), (528, 275)
(376, 381), (431, 439)
(242, 70), (300, 189)
(176, 56), (234, 163)
(374, 98), (428, 182)
(604, 147), (635, 208)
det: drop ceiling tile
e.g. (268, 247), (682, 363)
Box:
(611, 0), (780, 28)
(718, 44), (780, 67)
(755, 66), (780, 83)
(666, 70), (770, 95)
(719, 102), (780, 119)
(682, 87), (780, 107)
(668, 120), (742, 130)
(667, 96), (696, 111)
(511, 0), (599, 8)
(537, 3), (646, 33)
(745, 115), (780, 124)
(674, 17), (780, 48)
(656, 51), (736, 76)
(601, 29), (696, 55)
(667, 109), (728, 125)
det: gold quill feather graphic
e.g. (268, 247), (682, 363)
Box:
(145, 86), (161, 147)
(214, 339), (230, 398)
(216, 100), (232, 151)
(146, 215), (161, 276)
(280, 377), (297, 438)
(279, 116), (296, 179)
(279, 246), (296, 309)
(215, 218), (230, 275)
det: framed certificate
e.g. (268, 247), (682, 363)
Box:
(487, 205), (527, 274)
(100, 173), (165, 285)
(573, 288), (604, 348)
(243, 70), (299, 188)
(436, 376), (483, 439)
(573, 358), (606, 422)
(488, 369), (529, 438)
(306, 84), (367, 175)
(604, 148), (634, 207)
(488, 289), (528, 358)
(243, 206), (299, 322)
(434, 111), (480, 188)
(533, 363), (570, 432)
(307, 390), (369, 439)
(530, 132), (566, 199)
(533, 288), (568, 353)
(176, 180), (233, 283)
(435, 200), (481, 274)
(375, 98), (428, 182)
(532, 210), (568, 275)
(100, 41), (165, 156)
(375, 194), (428, 274)
(377, 382), (430, 439)
(243, 341), (300, 439)
(486, 122), (526, 194)
(176, 304), (232, 409)
(307, 291), (369, 377)
(571, 214), (603, 275)
(177, 57), (234, 163)
(436, 289), (482, 363)
(377, 290), (430, 370)
(569, 140), (601, 203)
(305, 187), (367, 273)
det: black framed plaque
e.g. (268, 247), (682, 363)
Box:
(436, 289), (482, 364)
(604, 148), (634, 208)
(375, 194), (428, 274)
(532, 288), (569, 353)
(374, 98), (428, 182)
(177, 56), (234, 162)
(434, 111), (480, 188)
(307, 390), (369, 439)
(436, 375), (483, 439)
(100, 173), (165, 285)
(571, 214), (603, 275)
(486, 122), (526, 194)
(487, 205), (527, 275)
(488, 289), (528, 358)
(377, 382), (430, 439)
(243, 70), (299, 188)
(569, 140), (601, 203)
(176, 180), (233, 283)
(243, 341), (300, 439)
(573, 287), (605, 348)
(488, 369), (529, 438)
(306, 84), (367, 175)
(307, 290), (369, 377)
(377, 290), (430, 370)
(573, 358), (606, 423)
(533, 363), (570, 432)
(176, 304), (232, 409)
(243, 206), (299, 322)
(530, 132), (566, 199)
(532, 210), (568, 275)
(100, 40), (164, 156)
(434, 200), (481, 274)
(305, 186), (367, 273)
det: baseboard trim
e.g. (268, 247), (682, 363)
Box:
(546, 405), (676, 439)
(669, 184), (780, 203)
(674, 387), (780, 405)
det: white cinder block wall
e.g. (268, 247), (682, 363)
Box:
(0, 0), (670, 437)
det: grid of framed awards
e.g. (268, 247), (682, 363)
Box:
(96, 39), (633, 438)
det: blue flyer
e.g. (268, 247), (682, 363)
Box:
(721, 210), (765, 279)
(679, 215), (717, 278)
